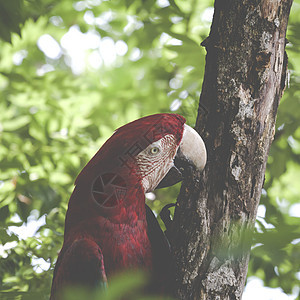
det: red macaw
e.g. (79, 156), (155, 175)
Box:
(50, 113), (206, 299)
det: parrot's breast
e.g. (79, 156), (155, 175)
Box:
(85, 216), (152, 277)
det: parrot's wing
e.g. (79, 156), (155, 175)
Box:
(145, 204), (174, 294)
(50, 238), (107, 300)
(145, 204), (171, 254)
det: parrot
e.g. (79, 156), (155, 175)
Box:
(50, 113), (206, 299)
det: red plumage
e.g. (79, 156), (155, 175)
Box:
(50, 114), (186, 299)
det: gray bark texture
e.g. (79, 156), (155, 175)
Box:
(170, 0), (293, 299)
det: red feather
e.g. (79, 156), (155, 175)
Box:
(50, 113), (186, 299)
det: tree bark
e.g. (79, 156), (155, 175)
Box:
(171, 0), (293, 299)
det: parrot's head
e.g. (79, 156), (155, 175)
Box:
(129, 114), (207, 192)
(71, 114), (206, 220)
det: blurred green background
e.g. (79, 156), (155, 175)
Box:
(0, 0), (299, 299)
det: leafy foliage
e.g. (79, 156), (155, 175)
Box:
(0, 0), (299, 299)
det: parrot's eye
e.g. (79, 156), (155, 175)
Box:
(149, 146), (160, 155)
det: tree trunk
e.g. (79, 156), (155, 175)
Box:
(171, 0), (293, 299)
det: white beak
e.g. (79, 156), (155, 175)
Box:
(177, 124), (207, 171)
